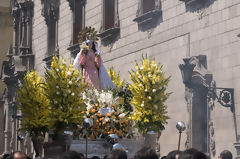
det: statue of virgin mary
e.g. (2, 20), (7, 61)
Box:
(73, 40), (115, 90)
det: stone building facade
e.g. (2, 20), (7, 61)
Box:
(0, 0), (13, 154)
(1, 0), (240, 158)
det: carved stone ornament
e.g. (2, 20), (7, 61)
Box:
(66, 0), (86, 11)
(41, 0), (60, 24)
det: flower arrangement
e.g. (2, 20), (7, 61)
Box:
(129, 55), (171, 134)
(79, 89), (133, 139)
(107, 67), (133, 113)
(17, 71), (50, 137)
(44, 56), (87, 134)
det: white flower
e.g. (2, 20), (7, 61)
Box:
(71, 93), (75, 96)
(104, 118), (110, 122)
(87, 103), (92, 110)
(119, 113), (126, 118)
(56, 91), (60, 95)
(148, 74), (151, 78)
(69, 81), (72, 85)
(154, 64), (157, 67)
(148, 96), (152, 100)
(68, 90), (71, 94)
(77, 83), (81, 87)
(67, 71), (71, 76)
(145, 89), (148, 92)
(139, 84), (142, 87)
(69, 107), (72, 111)
(140, 67), (144, 70)
(56, 85), (59, 89)
(54, 100), (58, 104)
(60, 106), (63, 109)
(141, 103), (144, 107)
(152, 89), (156, 93)
(56, 69), (59, 72)
(78, 106), (81, 109)
(142, 101), (144, 104)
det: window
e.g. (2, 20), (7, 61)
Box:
(73, 0), (85, 44)
(67, 0), (85, 58)
(142, 0), (155, 14)
(134, 0), (162, 29)
(47, 16), (57, 56)
(99, 0), (120, 42)
(41, 0), (60, 67)
(104, 0), (115, 30)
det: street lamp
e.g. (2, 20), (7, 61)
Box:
(176, 121), (186, 151)
(83, 118), (93, 158)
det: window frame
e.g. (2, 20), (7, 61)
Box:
(134, 0), (162, 26)
(99, 0), (120, 42)
(67, 0), (86, 59)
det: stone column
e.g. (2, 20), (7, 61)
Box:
(3, 101), (11, 154)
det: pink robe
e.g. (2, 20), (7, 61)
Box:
(79, 51), (101, 89)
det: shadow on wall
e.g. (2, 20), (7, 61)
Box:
(183, 0), (217, 13)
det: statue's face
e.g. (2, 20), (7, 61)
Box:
(87, 41), (93, 49)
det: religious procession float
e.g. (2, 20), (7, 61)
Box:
(17, 27), (171, 159)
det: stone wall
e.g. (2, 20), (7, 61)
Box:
(32, 0), (240, 157)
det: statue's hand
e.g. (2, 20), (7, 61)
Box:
(96, 54), (100, 58)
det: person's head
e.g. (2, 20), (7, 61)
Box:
(192, 151), (207, 159)
(91, 156), (100, 159)
(86, 40), (96, 52)
(13, 152), (26, 159)
(106, 149), (127, 159)
(3, 154), (10, 159)
(219, 150), (232, 159)
(62, 151), (82, 159)
(166, 150), (182, 159)
(134, 147), (158, 159)
(179, 149), (207, 159)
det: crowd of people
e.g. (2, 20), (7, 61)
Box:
(0, 147), (233, 159)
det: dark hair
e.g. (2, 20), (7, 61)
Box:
(103, 155), (108, 159)
(134, 147), (158, 159)
(192, 151), (207, 159)
(179, 149), (207, 159)
(91, 156), (100, 159)
(220, 150), (232, 159)
(86, 41), (96, 53)
(3, 154), (10, 159)
(62, 151), (82, 159)
(161, 156), (167, 159)
(106, 149), (127, 159)
(92, 42), (97, 53)
(166, 150), (181, 159)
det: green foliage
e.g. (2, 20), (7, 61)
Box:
(17, 71), (50, 137)
(44, 56), (87, 134)
(129, 55), (171, 134)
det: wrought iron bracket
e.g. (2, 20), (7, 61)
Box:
(207, 86), (234, 112)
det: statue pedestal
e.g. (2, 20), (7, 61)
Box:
(70, 138), (144, 159)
